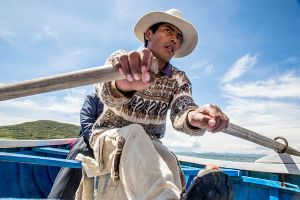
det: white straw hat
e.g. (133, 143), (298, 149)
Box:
(134, 9), (198, 58)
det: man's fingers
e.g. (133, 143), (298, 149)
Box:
(203, 104), (221, 117)
(198, 104), (229, 133)
(142, 72), (151, 83)
(111, 49), (156, 91)
(119, 54), (133, 81)
(148, 72), (156, 84)
(140, 48), (152, 73)
(208, 119), (216, 127)
(190, 113), (211, 129)
(217, 115), (229, 132)
(112, 57), (123, 75)
(208, 114), (229, 133)
(208, 115), (221, 130)
(215, 119), (227, 132)
(113, 49), (153, 83)
(129, 52), (141, 81)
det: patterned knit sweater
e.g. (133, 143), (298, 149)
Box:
(92, 50), (205, 141)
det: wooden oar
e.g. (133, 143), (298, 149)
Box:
(0, 58), (159, 101)
(0, 60), (299, 157)
(223, 123), (300, 157)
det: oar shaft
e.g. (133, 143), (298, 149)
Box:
(0, 64), (121, 101)
(223, 123), (300, 157)
(0, 59), (158, 101)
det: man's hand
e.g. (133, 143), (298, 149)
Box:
(111, 48), (156, 92)
(187, 104), (229, 133)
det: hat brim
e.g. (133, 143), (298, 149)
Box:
(134, 11), (198, 58)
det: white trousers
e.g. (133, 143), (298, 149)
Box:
(76, 124), (182, 200)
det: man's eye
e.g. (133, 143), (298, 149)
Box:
(165, 28), (171, 33)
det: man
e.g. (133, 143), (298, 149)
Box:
(77, 9), (232, 200)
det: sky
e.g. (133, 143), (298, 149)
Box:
(0, 0), (300, 154)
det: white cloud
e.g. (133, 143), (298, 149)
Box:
(113, 0), (156, 21)
(223, 71), (300, 99)
(189, 76), (200, 80)
(190, 59), (211, 70)
(284, 56), (300, 64)
(204, 64), (214, 75)
(0, 112), (36, 126)
(0, 89), (87, 113)
(46, 90), (87, 113)
(221, 54), (257, 83)
(0, 88), (90, 126)
(223, 97), (300, 150)
(50, 49), (87, 70)
(0, 26), (18, 46)
(0, 110), (79, 126)
(161, 112), (274, 154)
(1, 99), (40, 110)
(189, 59), (215, 75)
(34, 25), (59, 41)
(219, 63), (300, 152)
(224, 97), (300, 128)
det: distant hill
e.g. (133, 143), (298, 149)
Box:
(0, 120), (80, 139)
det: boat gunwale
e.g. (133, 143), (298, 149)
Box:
(0, 138), (77, 148)
(178, 155), (300, 175)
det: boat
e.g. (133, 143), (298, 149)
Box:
(0, 138), (299, 199)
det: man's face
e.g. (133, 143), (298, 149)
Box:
(145, 23), (183, 63)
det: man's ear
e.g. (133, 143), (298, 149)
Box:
(144, 29), (153, 41)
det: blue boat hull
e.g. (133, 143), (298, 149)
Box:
(0, 161), (59, 198)
(181, 161), (300, 200)
(1, 144), (300, 199)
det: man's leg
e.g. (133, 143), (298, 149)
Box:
(48, 136), (94, 199)
(92, 124), (182, 200)
(152, 140), (184, 191)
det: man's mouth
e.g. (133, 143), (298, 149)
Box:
(165, 45), (175, 54)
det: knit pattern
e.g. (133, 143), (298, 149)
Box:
(92, 50), (205, 139)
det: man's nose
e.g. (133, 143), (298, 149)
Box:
(170, 36), (181, 48)
(170, 34), (178, 44)
(170, 38), (176, 44)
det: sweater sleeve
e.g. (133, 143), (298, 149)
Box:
(170, 70), (205, 136)
(80, 93), (104, 141)
(96, 50), (135, 107)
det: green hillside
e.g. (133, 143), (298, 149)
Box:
(0, 120), (80, 139)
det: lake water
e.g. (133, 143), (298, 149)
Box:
(175, 152), (266, 162)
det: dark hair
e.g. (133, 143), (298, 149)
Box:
(144, 22), (165, 47)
